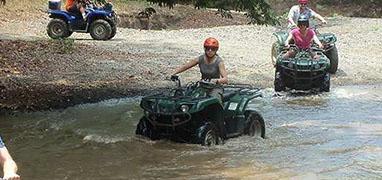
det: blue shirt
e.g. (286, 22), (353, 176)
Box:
(0, 136), (5, 148)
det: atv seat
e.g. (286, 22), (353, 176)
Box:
(66, 10), (82, 19)
(222, 90), (239, 102)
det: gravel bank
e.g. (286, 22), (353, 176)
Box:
(1, 16), (382, 111)
(80, 16), (382, 88)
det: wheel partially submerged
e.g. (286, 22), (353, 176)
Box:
(274, 71), (286, 92)
(135, 117), (158, 140)
(320, 72), (330, 92)
(245, 111), (265, 138)
(324, 45), (339, 74)
(197, 123), (221, 146)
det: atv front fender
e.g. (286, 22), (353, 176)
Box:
(273, 31), (289, 45)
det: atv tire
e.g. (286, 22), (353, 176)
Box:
(274, 71), (286, 92)
(320, 72), (330, 92)
(198, 123), (220, 146)
(90, 19), (112, 40)
(244, 111), (265, 138)
(47, 19), (70, 39)
(135, 117), (159, 140)
(64, 31), (73, 38)
(324, 45), (339, 74)
(271, 42), (278, 66)
(108, 24), (117, 40)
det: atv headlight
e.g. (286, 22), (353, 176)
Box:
(180, 105), (189, 112)
(315, 64), (320, 69)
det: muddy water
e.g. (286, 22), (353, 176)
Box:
(0, 85), (381, 179)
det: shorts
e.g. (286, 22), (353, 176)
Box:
(208, 87), (223, 104)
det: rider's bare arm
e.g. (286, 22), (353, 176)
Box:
(216, 61), (228, 84)
(285, 33), (293, 47)
(314, 13), (327, 24)
(0, 147), (20, 180)
(173, 58), (199, 75)
(313, 35), (323, 49)
(287, 6), (298, 27)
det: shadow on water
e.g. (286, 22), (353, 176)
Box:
(0, 84), (382, 179)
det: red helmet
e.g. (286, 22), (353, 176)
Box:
(298, 0), (308, 4)
(203, 37), (219, 48)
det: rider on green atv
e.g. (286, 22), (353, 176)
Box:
(283, 15), (324, 59)
(287, 0), (327, 29)
(171, 37), (228, 103)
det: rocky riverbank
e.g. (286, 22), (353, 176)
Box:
(1, 3), (382, 111)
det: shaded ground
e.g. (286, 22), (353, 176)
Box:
(0, 40), (152, 110)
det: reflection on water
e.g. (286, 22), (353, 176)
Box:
(0, 85), (382, 179)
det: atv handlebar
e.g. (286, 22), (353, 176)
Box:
(169, 75), (181, 87)
(284, 44), (324, 52)
(199, 79), (217, 86)
(283, 44), (297, 50)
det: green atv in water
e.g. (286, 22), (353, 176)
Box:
(273, 44), (331, 92)
(135, 75), (265, 146)
(271, 28), (335, 92)
(272, 29), (338, 74)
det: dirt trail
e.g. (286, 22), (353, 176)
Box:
(1, 16), (382, 111)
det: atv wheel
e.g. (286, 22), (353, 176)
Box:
(47, 19), (70, 39)
(64, 31), (73, 38)
(245, 111), (265, 138)
(320, 73), (330, 92)
(324, 45), (339, 74)
(107, 24), (117, 40)
(198, 123), (220, 146)
(271, 42), (278, 66)
(135, 117), (159, 140)
(89, 19), (112, 40)
(274, 71), (286, 92)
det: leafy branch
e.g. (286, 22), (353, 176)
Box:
(146, 0), (280, 25)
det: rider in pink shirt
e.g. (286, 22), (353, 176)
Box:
(283, 15), (323, 59)
(291, 28), (315, 49)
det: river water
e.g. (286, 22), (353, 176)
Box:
(0, 85), (381, 179)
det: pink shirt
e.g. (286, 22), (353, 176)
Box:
(291, 28), (315, 49)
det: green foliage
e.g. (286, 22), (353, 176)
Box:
(146, 0), (280, 25)
(320, 0), (382, 5)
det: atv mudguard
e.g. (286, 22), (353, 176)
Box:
(318, 33), (337, 44)
(273, 31), (289, 45)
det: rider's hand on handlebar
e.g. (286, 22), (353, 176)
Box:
(169, 74), (179, 81)
(318, 43), (324, 49)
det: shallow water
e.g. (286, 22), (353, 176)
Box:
(1, 85), (382, 179)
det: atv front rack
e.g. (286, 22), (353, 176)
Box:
(144, 110), (192, 127)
